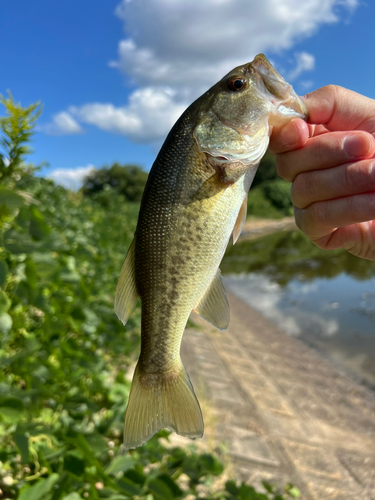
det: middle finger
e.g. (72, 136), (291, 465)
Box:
(276, 131), (375, 182)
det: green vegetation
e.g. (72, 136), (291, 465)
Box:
(0, 95), (302, 499)
(248, 153), (293, 218)
(0, 92), (42, 187)
(81, 163), (148, 203)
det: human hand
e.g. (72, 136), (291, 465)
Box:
(269, 85), (375, 260)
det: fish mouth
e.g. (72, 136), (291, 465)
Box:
(250, 54), (308, 122)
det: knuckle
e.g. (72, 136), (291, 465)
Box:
(293, 207), (304, 232)
(321, 84), (344, 100)
(345, 160), (374, 190)
(294, 206), (320, 239)
(343, 164), (356, 189)
(276, 154), (294, 182)
(312, 137), (329, 165)
(309, 200), (329, 229)
(291, 172), (313, 208)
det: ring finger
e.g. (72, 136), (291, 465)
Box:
(291, 158), (375, 209)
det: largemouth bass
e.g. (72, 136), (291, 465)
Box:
(115, 54), (307, 451)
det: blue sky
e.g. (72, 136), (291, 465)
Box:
(1, 0), (374, 189)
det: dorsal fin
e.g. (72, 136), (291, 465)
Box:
(232, 195), (248, 244)
(193, 269), (229, 330)
(114, 239), (140, 325)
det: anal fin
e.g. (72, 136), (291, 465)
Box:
(193, 269), (229, 330)
(232, 195), (248, 244)
(114, 239), (140, 325)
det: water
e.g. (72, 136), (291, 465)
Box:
(222, 230), (375, 388)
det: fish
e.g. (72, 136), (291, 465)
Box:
(115, 54), (308, 451)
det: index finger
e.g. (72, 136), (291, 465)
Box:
(305, 85), (375, 136)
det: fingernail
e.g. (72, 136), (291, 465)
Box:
(280, 121), (299, 146)
(344, 134), (373, 158)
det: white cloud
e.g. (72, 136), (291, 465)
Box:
(68, 87), (187, 143)
(44, 0), (358, 143)
(288, 52), (315, 81)
(47, 164), (96, 191)
(42, 111), (83, 135)
(112, 0), (356, 96)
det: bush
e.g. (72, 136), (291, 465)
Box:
(81, 163), (148, 202)
(252, 152), (278, 188)
(262, 179), (293, 215)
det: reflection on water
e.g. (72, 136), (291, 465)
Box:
(222, 230), (375, 388)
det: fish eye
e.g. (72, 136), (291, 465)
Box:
(227, 76), (247, 91)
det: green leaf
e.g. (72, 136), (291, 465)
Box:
(63, 450), (85, 476)
(226, 480), (239, 496)
(0, 260), (8, 286)
(124, 468), (146, 485)
(0, 187), (25, 210)
(285, 483), (301, 498)
(238, 483), (259, 500)
(13, 427), (29, 463)
(0, 395), (23, 410)
(117, 477), (141, 497)
(148, 478), (174, 500)
(200, 453), (224, 475)
(29, 207), (50, 240)
(18, 473), (59, 500)
(0, 291), (11, 314)
(4, 229), (41, 253)
(63, 494), (82, 500)
(31, 252), (59, 279)
(157, 474), (183, 497)
(85, 432), (108, 457)
(106, 455), (134, 475)
(0, 312), (12, 333)
(0, 395), (24, 423)
(25, 259), (38, 288)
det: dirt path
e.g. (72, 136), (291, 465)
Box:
(240, 216), (297, 240)
(181, 293), (375, 500)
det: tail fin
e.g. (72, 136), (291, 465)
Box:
(123, 362), (204, 451)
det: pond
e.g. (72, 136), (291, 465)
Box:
(221, 229), (375, 390)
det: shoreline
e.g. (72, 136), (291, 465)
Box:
(234, 217), (375, 393)
(240, 216), (297, 241)
(182, 294), (375, 498)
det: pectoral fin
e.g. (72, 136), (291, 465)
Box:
(189, 173), (225, 204)
(232, 195), (247, 244)
(114, 239), (140, 325)
(194, 269), (229, 330)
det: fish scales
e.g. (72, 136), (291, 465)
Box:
(115, 54), (308, 450)
(136, 114), (245, 368)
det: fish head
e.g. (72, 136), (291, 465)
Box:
(194, 54), (308, 166)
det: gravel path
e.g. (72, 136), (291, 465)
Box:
(181, 293), (375, 500)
